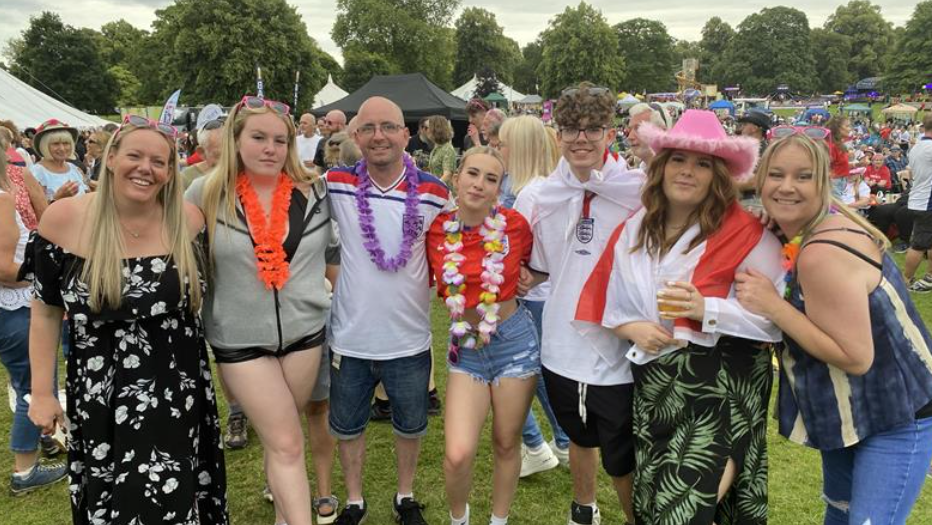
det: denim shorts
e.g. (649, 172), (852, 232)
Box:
(448, 305), (541, 385)
(328, 349), (431, 439)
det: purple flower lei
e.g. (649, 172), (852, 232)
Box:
(354, 154), (421, 272)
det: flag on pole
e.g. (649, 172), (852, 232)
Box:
(159, 89), (182, 126)
(256, 66), (264, 99)
(293, 70), (301, 116)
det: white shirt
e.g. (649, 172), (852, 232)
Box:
(0, 190), (31, 311)
(907, 138), (932, 211)
(517, 157), (644, 385)
(511, 178), (550, 302)
(297, 133), (322, 164)
(842, 180), (872, 208)
(327, 164), (450, 360)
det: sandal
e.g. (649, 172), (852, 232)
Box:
(313, 495), (339, 525)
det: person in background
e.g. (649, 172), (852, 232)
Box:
(736, 132), (932, 525)
(314, 110), (347, 169)
(734, 110), (770, 204)
(0, 129), (46, 229)
(298, 113), (323, 170)
(1, 121), (34, 171)
(339, 139), (362, 168)
(901, 113), (932, 292)
(30, 120), (88, 202)
(324, 132), (350, 170)
(826, 116), (852, 200)
(886, 145), (908, 190)
(427, 115), (457, 184)
(464, 99), (490, 150)
(406, 117), (434, 159)
(0, 140), (67, 496)
(84, 130), (113, 183)
(497, 115), (570, 477)
(864, 153), (892, 192)
(626, 103), (669, 170)
(181, 122), (222, 190)
(482, 109), (507, 149)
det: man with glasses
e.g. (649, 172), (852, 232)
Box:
(325, 96), (449, 525)
(298, 113), (322, 169)
(314, 110), (348, 168)
(180, 122), (222, 189)
(515, 83), (644, 525)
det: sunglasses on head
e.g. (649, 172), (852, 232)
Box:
(118, 115), (178, 139)
(202, 119), (224, 131)
(238, 95), (290, 116)
(561, 86), (611, 97)
(768, 125), (830, 141)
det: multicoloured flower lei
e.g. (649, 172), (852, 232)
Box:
(781, 234), (803, 299)
(355, 154), (420, 272)
(236, 172), (294, 290)
(442, 210), (507, 363)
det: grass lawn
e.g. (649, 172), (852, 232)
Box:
(2, 275), (932, 524)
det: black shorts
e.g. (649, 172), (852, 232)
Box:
(543, 367), (635, 477)
(909, 209), (932, 251)
(212, 328), (326, 364)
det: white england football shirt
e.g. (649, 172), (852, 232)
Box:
(327, 164), (449, 360)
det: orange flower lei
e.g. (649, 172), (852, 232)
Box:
(236, 173), (294, 290)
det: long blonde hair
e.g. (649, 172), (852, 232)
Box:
(499, 116), (557, 194)
(201, 102), (313, 256)
(755, 134), (889, 248)
(82, 126), (203, 313)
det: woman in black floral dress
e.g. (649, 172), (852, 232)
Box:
(24, 116), (228, 524)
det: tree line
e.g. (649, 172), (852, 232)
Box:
(4, 0), (931, 114)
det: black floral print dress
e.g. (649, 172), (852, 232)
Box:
(23, 234), (228, 525)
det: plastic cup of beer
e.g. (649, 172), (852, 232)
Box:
(657, 270), (689, 315)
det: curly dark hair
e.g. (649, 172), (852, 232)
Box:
(554, 82), (616, 128)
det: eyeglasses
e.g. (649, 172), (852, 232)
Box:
(559, 126), (608, 141)
(327, 140), (342, 147)
(118, 115), (178, 139)
(238, 95), (290, 116)
(356, 123), (404, 137)
(768, 125), (830, 141)
(87, 140), (99, 146)
(561, 86), (611, 97)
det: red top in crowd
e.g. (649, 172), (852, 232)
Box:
(864, 164), (892, 188)
(828, 141), (850, 179)
(427, 208), (532, 309)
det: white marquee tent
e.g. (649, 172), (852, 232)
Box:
(450, 75), (526, 104)
(0, 67), (110, 129)
(312, 74), (349, 109)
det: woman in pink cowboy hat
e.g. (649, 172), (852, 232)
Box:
(575, 109), (784, 524)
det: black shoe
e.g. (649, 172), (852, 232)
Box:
(568, 501), (601, 525)
(393, 496), (428, 525)
(427, 389), (441, 416)
(334, 500), (368, 525)
(370, 399), (392, 422)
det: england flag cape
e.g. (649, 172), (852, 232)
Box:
(574, 203), (784, 364)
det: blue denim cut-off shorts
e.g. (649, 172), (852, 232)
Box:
(448, 304), (541, 384)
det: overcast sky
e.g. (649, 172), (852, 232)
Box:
(0, 0), (919, 64)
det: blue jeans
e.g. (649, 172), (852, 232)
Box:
(448, 304), (540, 384)
(328, 349), (431, 439)
(821, 417), (932, 525)
(519, 300), (570, 450)
(0, 307), (41, 454)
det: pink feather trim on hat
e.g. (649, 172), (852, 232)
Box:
(637, 109), (761, 182)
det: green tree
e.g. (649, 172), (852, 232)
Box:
(8, 12), (117, 114)
(823, 0), (894, 81)
(147, 0), (327, 110)
(452, 7), (521, 86)
(332, 0), (459, 89)
(614, 18), (676, 93)
(99, 20), (147, 67)
(885, 1), (932, 94)
(513, 40), (543, 94)
(342, 44), (398, 92)
(537, 2), (625, 98)
(698, 17), (734, 87)
(721, 7), (817, 94)
(810, 28), (853, 93)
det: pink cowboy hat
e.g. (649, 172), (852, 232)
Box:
(637, 109), (760, 181)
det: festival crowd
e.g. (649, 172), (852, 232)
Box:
(1, 83), (932, 525)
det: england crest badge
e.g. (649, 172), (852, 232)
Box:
(576, 217), (594, 244)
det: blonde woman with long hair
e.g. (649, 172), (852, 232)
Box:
(26, 115), (228, 524)
(187, 96), (339, 525)
(498, 116), (571, 475)
(737, 133), (932, 524)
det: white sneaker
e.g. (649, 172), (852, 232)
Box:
(520, 442), (559, 478)
(549, 439), (569, 467)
